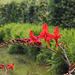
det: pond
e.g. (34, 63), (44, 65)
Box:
(0, 47), (61, 75)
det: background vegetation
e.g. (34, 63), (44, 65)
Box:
(0, 0), (75, 28)
(0, 0), (75, 74)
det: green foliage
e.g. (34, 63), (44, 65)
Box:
(0, 23), (15, 41)
(0, 28), (5, 42)
(36, 49), (52, 64)
(48, 28), (75, 73)
(49, 0), (75, 28)
(1, 0), (75, 28)
(0, 0), (50, 25)
(8, 44), (25, 54)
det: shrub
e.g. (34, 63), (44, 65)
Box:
(0, 0), (50, 25)
(8, 44), (25, 54)
(1, 0), (75, 28)
(49, 0), (75, 28)
(0, 28), (5, 42)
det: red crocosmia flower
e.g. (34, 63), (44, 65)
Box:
(39, 24), (53, 48)
(53, 27), (62, 52)
(42, 23), (48, 33)
(29, 30), (41, 46)
(0, 65), (5, 70)
(0, 63), (14, 71)
(30, 30), (34, 36)
(23, 38), (31, 45)
(30, 40), (34, 45)
(7, 63), (15, 71)
(30, 30), (39, 43)
(37, 40), (42, 46)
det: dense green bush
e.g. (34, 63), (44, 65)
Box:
(1, 0), (75, 28)
(0, 28), (5, 42)
(49, 0), (75, 28)
(8, 44), (25, 54)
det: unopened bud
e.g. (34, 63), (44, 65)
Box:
(8, 40), (12, 44)
(59, 42), (63, 46)
(64, 44), (68, 48)
(62, 42), (64, 47)
(30, 41), (34, 45)
(2, 43), (6, 46)
(4, 41), (8, 44)
(0, 45), (3, 47)
(37, 40), (41, 46)
(12, 39), (16, 44)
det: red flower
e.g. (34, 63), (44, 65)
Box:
(0, 65), (5, 70)
(23, 38), (31, 43)
(39, 24), (53, 48)
(53, 27), (62, 52)
(7, 63), (15, 70)
(30, 30), (41, 46)
(0, 63), (15, 71)
(37, 40), (42, 46)
(30, 40), (34, 45)
(30, 30), (38, 42)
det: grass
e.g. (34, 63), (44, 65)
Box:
(0, 0), (23, 4)
(0, 47), (50, 75)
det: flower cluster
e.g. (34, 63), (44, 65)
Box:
(0, 63), (14, 71)
(16, 24), (62, 52)
(0, 24), (62, 52)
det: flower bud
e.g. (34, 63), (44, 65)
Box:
(12, 39), (16, 44)
(64, 44), (68, 48)
(8, 40), (12, 44)
(37, 40), (42, 46)
(30, 40), (34, 45)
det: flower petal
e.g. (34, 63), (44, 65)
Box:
(30, 30), (34, 36)
(54, 27), (59, 36)
(8, 63), (14, 70)
(58, 34), (62, 39)
(42, 24), (48, 32)
(12, 63), (15, 66)
(37, 40), (42, 46)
